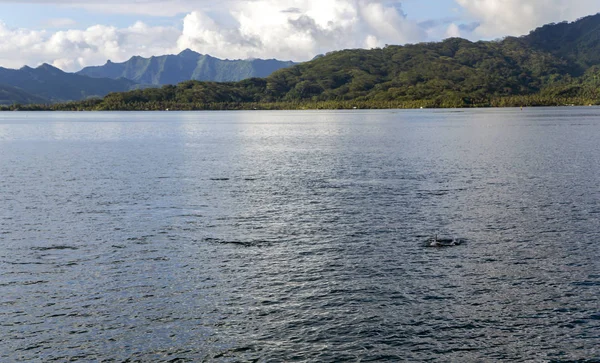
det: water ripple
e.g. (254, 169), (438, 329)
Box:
(1, 109), (599, 361)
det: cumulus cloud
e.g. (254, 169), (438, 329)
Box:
(178, 0), (426, 61)
(457, 0), (600, 38)
(445, 23), (461, 38)
(0, 20), (179, 71)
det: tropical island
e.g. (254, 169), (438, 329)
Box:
(4, 13), (600, 111)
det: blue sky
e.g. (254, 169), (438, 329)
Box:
(0, 3), (175, 29)
(0, 0), (460, 29)
(0, 0), (599, 71)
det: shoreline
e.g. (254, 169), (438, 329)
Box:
(1, 99), (597, 112)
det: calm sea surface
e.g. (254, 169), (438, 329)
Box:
(0, 109), (599, 362)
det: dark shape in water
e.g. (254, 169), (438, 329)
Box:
(31, 245), (79, 251)
(425, 235), (465, 247)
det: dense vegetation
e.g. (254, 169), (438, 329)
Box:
(5, 13), (600, 111)
(77, 49), (296, 85)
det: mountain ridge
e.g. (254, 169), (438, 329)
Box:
(0, 51), (296, 104)
(76, 49), (296, 85)
(0, 64), (136, 103)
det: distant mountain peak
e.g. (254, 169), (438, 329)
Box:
(0, 63), (135, 104)
(77, 51), (296, 85)
(37, 63), (61, 71)
(178, 48), (201, 57)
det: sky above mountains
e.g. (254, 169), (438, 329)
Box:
(1, 0), (599, 72)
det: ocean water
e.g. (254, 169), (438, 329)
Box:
(0, 109), (599, 362)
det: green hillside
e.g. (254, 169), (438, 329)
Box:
(521, 15), (600, 71)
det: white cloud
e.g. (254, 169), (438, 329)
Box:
(178, 0), (426, 61)
(0, 20), (179, 71)
(445, 23), (461, 38)
(457, 0), (600, 38)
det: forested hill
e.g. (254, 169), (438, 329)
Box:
(12, 13), (600, 111)
(520, 14), (600, 71)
